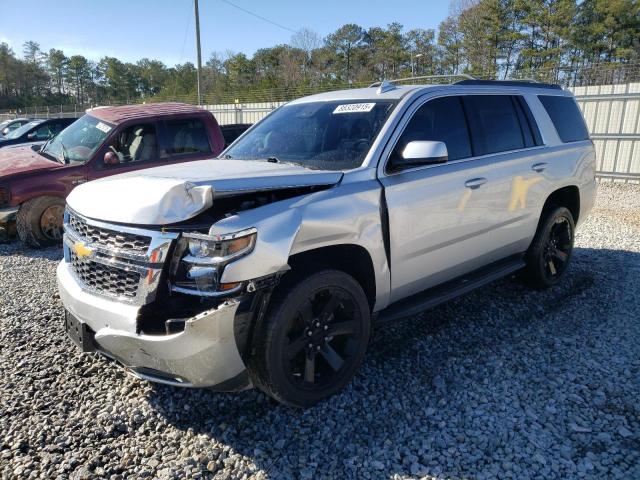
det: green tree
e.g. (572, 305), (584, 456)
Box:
(325, 23), (365, 82)
(47, 48), (68, 95)
(438, 16), (464, 74)
(66, 55), (92, 104)
(406, 28), (437, 76)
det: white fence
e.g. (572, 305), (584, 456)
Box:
(203, 101), (283, 125)
(571, 83), (640, 182)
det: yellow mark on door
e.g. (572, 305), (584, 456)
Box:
(508, 176), (542, 212)
(458, 189), (473, 212)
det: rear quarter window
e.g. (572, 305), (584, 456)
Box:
(538, 95), (589, 143)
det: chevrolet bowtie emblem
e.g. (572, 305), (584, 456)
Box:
(72, 242), (93, 258)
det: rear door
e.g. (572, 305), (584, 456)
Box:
(459, 94), (548, 262)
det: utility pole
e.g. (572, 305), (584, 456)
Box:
(194, 0), (203, 105)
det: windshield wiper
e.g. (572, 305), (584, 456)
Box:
(38, 138), (63, 163)
(60, 141), (70, 164)
(40, 137), (52, 152)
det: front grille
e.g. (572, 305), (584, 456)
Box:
(71, 252), (141, 299)
(68, 212), (150, 253)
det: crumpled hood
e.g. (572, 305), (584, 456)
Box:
(67, 159), (343, 225)
(0, 145), (61, 178)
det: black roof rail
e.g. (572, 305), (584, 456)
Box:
(454, 79), (562, 90)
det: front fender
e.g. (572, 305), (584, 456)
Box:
(210, 180), (391, 311)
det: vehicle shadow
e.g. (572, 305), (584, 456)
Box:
(145, 246), (640, 478)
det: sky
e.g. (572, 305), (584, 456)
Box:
(0, 0), (451, 66)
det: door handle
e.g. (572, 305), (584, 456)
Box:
(532, 162), (548, 173)
(465, 177), (487, 189)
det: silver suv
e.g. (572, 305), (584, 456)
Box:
(58, 79), (596, 407)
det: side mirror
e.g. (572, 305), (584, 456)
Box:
(397, 141), (448, 169)
(103, 151), (119, 165)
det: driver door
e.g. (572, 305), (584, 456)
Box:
(89, 121), (161, 180)
(379, 95), (494, 303)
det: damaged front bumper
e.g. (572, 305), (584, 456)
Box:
(57, 260), (252, 390)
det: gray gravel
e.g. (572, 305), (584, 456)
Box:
(1, 182), (639, 479)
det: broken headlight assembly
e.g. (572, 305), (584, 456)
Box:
(169, 228), (257, 297)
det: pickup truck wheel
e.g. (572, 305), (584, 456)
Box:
(249, 270), (371, 408)
(524, 206), (575, 289)
(16, 196), (65, 248)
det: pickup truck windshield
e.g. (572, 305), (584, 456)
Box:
(42, 115), (113, 164)
(224, 100), (397, 170)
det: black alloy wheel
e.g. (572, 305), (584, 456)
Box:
(249, 270), (371, 407)
(285, 286), (361, 388)
(524, 206), (575, 288)
(541, 215), (573, 280)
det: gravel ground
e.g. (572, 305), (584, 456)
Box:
(1, 182), (639, 480)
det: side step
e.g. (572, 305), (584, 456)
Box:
(376, 256), (526, 325)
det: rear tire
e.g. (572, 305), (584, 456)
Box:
(248, 269), (371, 408)
(16, 196), (65, 248)
(523, 206), (575, 289)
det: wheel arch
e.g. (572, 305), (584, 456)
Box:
(287, 244), (377, 311)
(543, 185), (580, 223)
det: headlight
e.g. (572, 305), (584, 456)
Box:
(170, 228), (257, 296)
(0, 187), (10, 207)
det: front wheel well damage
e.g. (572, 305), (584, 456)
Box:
(286, 244), (376, 311)
(543, 186), (580, 224)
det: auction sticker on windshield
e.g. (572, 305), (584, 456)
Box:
(95, 122), (112, 133)
(333, 103), (376, 114)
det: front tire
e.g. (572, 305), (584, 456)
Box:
(524, 206), (575, 288)
(248, 269), (371, 408)
(16, 196), (65, 248)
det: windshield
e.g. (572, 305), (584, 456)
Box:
(4, 121), (42, 140)
(224, 100), (397, 170)
(42, 115), (113, 163)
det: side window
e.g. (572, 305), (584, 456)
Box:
(391, 96), (472, 165)
(462, 95), (525, 155)
(107, 123), (158, 165)
(538, 95), (589, 143)
(162, 118), (211, 157)
(50, 121), (67, 136)
(32, 124), (53, 140)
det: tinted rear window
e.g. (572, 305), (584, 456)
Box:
(538, 95), (589, 143)
(163, 118), (211, 156)
(462, 95), (525, 155)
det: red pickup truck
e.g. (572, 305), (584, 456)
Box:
(0, 103), (233, 247)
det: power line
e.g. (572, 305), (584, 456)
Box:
(172, 0), (193, 99)
(220, 0), (297, 33)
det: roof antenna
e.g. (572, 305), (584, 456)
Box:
(375, 80), (397, 94)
